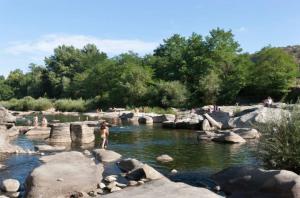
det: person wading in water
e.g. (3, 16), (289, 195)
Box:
(100, 122), (109, 149)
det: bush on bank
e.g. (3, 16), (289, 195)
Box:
(0, 97), (53, 111)
(258, 106), (300, 173)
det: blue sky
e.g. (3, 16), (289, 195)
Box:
(1, 0), (300, 76)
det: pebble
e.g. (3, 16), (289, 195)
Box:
(128, 180), (138, 186)
(214, 185), (221, 191)
(105, 175), (117, 183)
(110, 186), (122, 193)
(99, 182), (106, 189)
(171, 169), (178, 174)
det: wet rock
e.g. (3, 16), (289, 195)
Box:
(138, 116), (153, 125)
(103, 178), (221, 198)
(196, 131), (220, 141)
(34, 144), (66, 152)
(212, 132), (246, 143)
(70, 123), (95, 144)
(233, 128), (260, 139)
(25, 151), (103, 198)
(115, 182), (127, 188)
(117, 158), (144, 172)
(49, 123), (71, 143)
(156, 154), (174, 163)
(25, 127), (51, 136)
(105, 175), (117, 183)
(171, 169), (178, 174)
(93, 149), (122, 163)
(212, 166), (300, 198)
(127, 164), (164, 181)
(162, 121), (176, 129)
(110, 186), (122, 193)
(1, 179), (20, 192)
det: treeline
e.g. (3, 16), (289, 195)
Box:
(0, 28), (298, 109)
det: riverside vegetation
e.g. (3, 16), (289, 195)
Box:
(0, 28), (299, 110)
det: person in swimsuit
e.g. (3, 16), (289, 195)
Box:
(100, 122), (109, 149)
(33, 114), (39, 127)
(41, 116), (48, 127)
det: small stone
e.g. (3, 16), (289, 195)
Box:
(110, 186), (122, 193)
(40, 152), (45, 156)
(156, 154), (174, 163)
(116, 182), (127, 188)
(88, 191), (96, 196)
(138, 180), (144, 185)
(1, 179), (20, 192)
(213, 185), (221, 191)
(96, 188), (103, 195)
(57, 178), (64, 182)
(105, 175), (117, 182)
(8, 192), (20, 198)
(83, 150), (91, 156)
(128, 180), (138, 186)
(171, 169), (178, 174)
(107, 181), (117, 190)
(99, 182), (106, 189)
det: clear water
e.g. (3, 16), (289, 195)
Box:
(0, 115), (259, 195)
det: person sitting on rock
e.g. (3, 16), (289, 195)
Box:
(264, 96), (273, 107)
(41, 116), (48, 127)
(100, 122), (109, 149)
(33, 114), (39, 127)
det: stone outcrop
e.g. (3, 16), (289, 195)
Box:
(93, 149), (122, 163)
(212, 132), (246, 144)
(103, 178), (221, 198)
(34, 144), (66, 152)
(212, 166), (300, 198)
(229, 107), (290, 128)
(25, 151), (103, 198)
(48, 123), (71, 143)
(25, 127), (51, 136)
(232, 128), (260, 139)
(70, 122), (95, 144)
(126, 164), (164, 181)
(0, 107), (16, 124)
(138, 116), (154, 125)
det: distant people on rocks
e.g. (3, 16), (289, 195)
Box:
(100, 122), (109, 149)
(41, 116), (48, 127)
(33, 114), (39, 127)
(264, 96), (273, 107)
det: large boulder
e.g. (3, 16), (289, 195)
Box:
(202, 119), (213, 131)
(212, 166), (300, 198)
(232, 128), (260, 139)
(25, 151), (103, 198)
(212, 132), (246, 144)
(117, 158), (144, 172)
(208, 111), (231, 129)
(0, 107), (16, 124)
(104, 178), (221, 198)
(70, 123), (95, 144)
(229, 107), (290, 128)
(25, 127), (51, 136)
(0, 132), (24, 153)
(49, 123), (71, 143)
(1, 179), (20, 192)
(93, 149), (122, 163)
(151, 114), (176, 123)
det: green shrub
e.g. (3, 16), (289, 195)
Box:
(0, 97), (53, 111)
(54, 98), (87, 112)
(257, 106), (300, 172)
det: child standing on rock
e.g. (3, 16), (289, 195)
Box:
(100, 122), (109, 149)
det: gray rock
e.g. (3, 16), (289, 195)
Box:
(83, 149), (91, 156)
(103, 178), (221, 198)
(196, 131), (221, 141)
(49, 123), (71, 143)
(70, 123), (95, 144)
(127, 164), (164, 181)
(110, 186), (122, 193)
(99, 182), (106, 189)
(212, 166), (300, 198)
(105, 175), (117, 183)
(156, 154), (174, 163)
(128, 180), (138, 186)
(107, 181), (117, 190)
(25, 151), (103, 198)
(202, 119), (213, 131)
(93, 149), (122, 162)
(34, 144), (66, 152)
(212, 132), (246, 143)
(117, 158), (144, 172)
(208, 111), (231, 129)
(0, 107), (16, 123)
(233, 128), (260, 139)
(25, 127), (51, 136)
(1, 179), (20, 192)
(138, 116), (153, 125)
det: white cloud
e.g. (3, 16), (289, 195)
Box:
(5, 34), (159, 56)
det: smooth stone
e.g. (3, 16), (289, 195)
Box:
(127, 164), (164, 181)
(34, 145), (66, 152)
(93, 149), (122, 162)
(105, 175), (117, 183)
(171, 169), (178, 174)
(212, 132), (246, 143)
(233, 128), (260, 139)
(117, 158), (144, 172)
(99, 182), (106, 189)
(25, 127), (51, 136)
(1, 179), (20, 192)
(107, 181), (117, 190)
(110, 186), (122, 193)
(128, 180), (138, 186)
(156, 154), (174, 163)
(83, 150), (91, 156)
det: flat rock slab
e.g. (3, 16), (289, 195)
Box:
(212, 132), (246, 143)
(102, 178), (221, 198)
(93, 149), (122, 163)
(34, 144), (66, 152)
(25, 127), (51, 136)
(26, 151), (103, 198)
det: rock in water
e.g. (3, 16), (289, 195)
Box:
(233, 128), (260, 139)
(25, 127), (51, 136)
(103, 178), (221, 198)
(212, 166), (300, 197)
(93, 149), (122, 162)
(1, 179), (20, 192)
(156, 154), (174, 163)
(127, 164), (164, 181)
(70, 123), (95, 144)
(25, 151), (103, 198)
(117, 158), (144, 172)
(212, 132), (246, 143)
(138, 116), (153, 125)
(49, 123), (71, 143)
(34, 144), (66, 152)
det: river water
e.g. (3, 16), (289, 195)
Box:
(0, 114), (259, 195)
